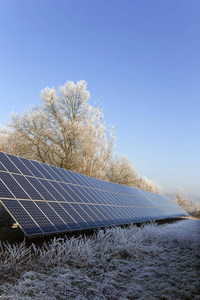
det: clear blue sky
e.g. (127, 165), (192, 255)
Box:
(0, 0), (200, 196)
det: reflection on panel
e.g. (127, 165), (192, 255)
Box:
(0, 152), (188, 236)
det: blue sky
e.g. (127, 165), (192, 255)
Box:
(0, 0), (199, 195)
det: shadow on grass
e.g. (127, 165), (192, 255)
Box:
(0, 226), (25, 244)
(0, 217), (187, 246)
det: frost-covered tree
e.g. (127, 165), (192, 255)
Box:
(0, 125), (33, 157)
(104, 155), (139, 186)
(9, 81), (115, 176)
(0, 126), (8, 152)
(174, 189), (187, 207)
(138, 177), (162, 194)
(174, 189), (200, 218)
(1, 80), (163, 193)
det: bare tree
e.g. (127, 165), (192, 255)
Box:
(138, 177), (162, 194)
(1, 80), (163, 194)
(173, 189), (200, 218)
(104, 155), (139, 186)
(9, 81), (116, 174)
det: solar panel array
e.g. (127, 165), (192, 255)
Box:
(0, 152), (188, 237)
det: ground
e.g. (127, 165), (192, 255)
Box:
(0, 218), (200, 299)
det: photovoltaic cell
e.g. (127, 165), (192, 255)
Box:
(26, 177), (56, 201)
(49, 181), (71, 202)
(81, 188), (99, 204)
(57, 168), (74, 183)
(77, 187), (96, 204)
(89, 205), (112, 226)
(69, 172), (85, 186)
(0, 172), (29, 199)
(75, 173), (91, 187)
(79, 175), (92, 187)
(66, 170), (79, 184)
(0, 161), (7, 171)
(49, 202), (81, 230)
(98, 205), (118, 224)
(49, 165), (65, 182)
(19, 157), (45, 178)
(36, 201), (70, 231)
(1, 199), (42, 235)
(41, 164), (62, 182)
(20, 200), (58, 233)
(60, 202), (91, 229)
(58, 183), (78, 202)
(39, 179), (66, 202)
(70, 186), (90, 203)
(72, 203), (98, 227)
(12, 174), (44, 200)
(6, 154), (33, 176)
(80, 204), (105, 227)
(111, 206), (127, 224)
(0, 152), (21, 174)
(0, 179), (14, 198)
(0, 152), (189, 237)
(30, 160), (55, 180)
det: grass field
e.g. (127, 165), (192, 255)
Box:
(0, 218), (199, 299)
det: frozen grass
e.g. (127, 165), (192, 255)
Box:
(0, 219), (200, 299)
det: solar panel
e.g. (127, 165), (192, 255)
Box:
(0, 151), (189, 237)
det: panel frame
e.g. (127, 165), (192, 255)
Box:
(0, 152), (189, 237)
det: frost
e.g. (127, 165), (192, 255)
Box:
(0, 219), (199, 299)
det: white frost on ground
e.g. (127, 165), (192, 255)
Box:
(0, 218), (200, 299)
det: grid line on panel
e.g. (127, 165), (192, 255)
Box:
(107, 206), (124, 224)
(68, 171), (82, 185)
(1, 153), (21, 174)
(36, 201), (71, 232)
(60, 202), (91, 229)
(83, 177), (97, 189)
(70, 203), (98, 227)
(0, 171), (30, 199)
(101, 191), (115, 205)
(70, 186), (90, 204)
(0, 161), (7, 171)
(67, 185), (86, 203)
(79, 203), (106, 226)
(12, 174), (44, 201)
(19, 200), (58, 234)
(1, 198), (44, 235)
(78, 174), (91, 187)
(50, 181), (77, 202)
(137, 189), (162, 208)
(95, 206), (121, 224)
(75, 173), (91, 187)
(48, 165), (66, 182)
(41, 164), (63, 182)
(48, 201), (81, 230)
(92, 205), (113, 224)
(113, 205), (130, 222)
(67, 170), (82, 185)
(57, 168), (75, 184)
(89, 204), (112, 225)
(109, 192), (125, 205)
(0, 193), (167, 210)
(84, 188), (103, 204)
(58, 183), (79, 202)
(19, 157), (45, 178)
(26, 177), (57, 202)
(30, 160), (55, 180)
(0, 152), (188, 237)
(6, 153), (34, 177)
(69, 202), (94, 228)
(0, 178), (15, 199)
(39, 179), (68, 202)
